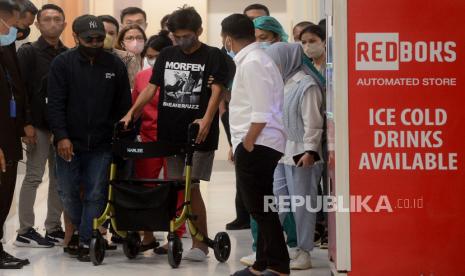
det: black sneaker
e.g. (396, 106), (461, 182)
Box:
(3, 251), (29, 265)
(64, 232), (79, 256)
(14, 228), (54, 248)
(0, 251), (23, 269)
(226, 219), (250, 230)
(1, 250), (29, 266)
(46, 229), (65, 246)
(77, 245), (90, 262)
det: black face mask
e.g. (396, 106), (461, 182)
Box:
(16, 26), (30, 41)
(176, 35), (198, 52)
(78, 44), (103, 58)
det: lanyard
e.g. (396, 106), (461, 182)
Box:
(2, 64), (16, 118)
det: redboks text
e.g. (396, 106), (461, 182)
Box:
(356, 33), (456, 70)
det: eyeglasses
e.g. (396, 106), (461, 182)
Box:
(123, 35), (145, 42)
(82, 36), (105, 43)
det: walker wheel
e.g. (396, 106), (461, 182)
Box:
(123, 232), (141, 259)
(168, 236), (183, 268)
(90, 231), (106, 265)
(213, 232), (231, 262)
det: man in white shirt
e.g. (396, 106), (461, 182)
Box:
(221, 14), (289, 276)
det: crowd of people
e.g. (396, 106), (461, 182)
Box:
(0, 1), (328, 275)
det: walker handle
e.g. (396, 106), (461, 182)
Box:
(187, 123), (199, 145)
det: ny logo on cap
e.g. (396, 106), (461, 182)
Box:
(89, 21), (97, 29)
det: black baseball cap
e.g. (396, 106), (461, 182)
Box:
(72, 14), (105, 38)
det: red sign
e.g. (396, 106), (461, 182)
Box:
(348, 0), (465, 275)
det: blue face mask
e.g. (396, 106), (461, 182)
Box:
(0, 19), (18, 46)
(226, 49), (235, 59)
(225, 37), (236, 58)
(259, 41), (272, 49)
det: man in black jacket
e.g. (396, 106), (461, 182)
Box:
(47, 14), (131, 262)
(0, 0), (29, 269)
(15, 3), (68, 249)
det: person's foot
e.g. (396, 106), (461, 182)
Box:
(231, 267), (262, 276)
(46, 229), (66, 246)
(1, 250), (29, 266)
(288, 247), (301, 260)
(226, 219), (250, 230)
(64, 231), (79, 256)
(0, 251), (24, 269)
(239, 252), (256, 267)
(140, 240), (159, 252)
(14, 228), (54, 248)
(290, 250), (312, 270)
(154, 244), (168, 255)
(183, 248), (208, 262)
(111, 233), (124, 244)
(77, 245), (90, 262)
(262, 270), (283, 276)
(105, 239), (117, 250)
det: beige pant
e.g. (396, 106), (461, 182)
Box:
(17, 128), (63, 234)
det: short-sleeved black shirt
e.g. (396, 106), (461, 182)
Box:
(150, 43), (228, 151)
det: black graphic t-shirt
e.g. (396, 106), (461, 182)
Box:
(150, 43), (228, 151)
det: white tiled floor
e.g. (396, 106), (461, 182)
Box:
(1, 161), (331, 276)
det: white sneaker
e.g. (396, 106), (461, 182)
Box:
(288, 247), (301, 260)
(183, 248), (208, 262)
(290, 250), (312, 270)
(239, 252), (256, 266)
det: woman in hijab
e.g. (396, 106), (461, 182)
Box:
(266, 42), (325, 270)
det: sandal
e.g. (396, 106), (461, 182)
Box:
(140, 240), (159, 252)
(154, 245), (168, 255)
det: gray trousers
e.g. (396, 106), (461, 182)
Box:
(273, 162), (323, 252)
(17, 128), (63, 234)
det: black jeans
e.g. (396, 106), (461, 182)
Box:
(235, 143), (290, 274)
(0, 161), (18, 248)
(222, 110), (248, 223)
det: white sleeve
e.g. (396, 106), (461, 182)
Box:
(301, 85), (324, 152)
(242, 59), (278, 123)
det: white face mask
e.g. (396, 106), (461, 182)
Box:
(146, 57), (156, 67)
(303, 41), (325, 59)
(124, 40), (145, 55)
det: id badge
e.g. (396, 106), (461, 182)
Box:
(9, 98), (16, 118)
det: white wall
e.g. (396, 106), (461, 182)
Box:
(89, 0), (208, 42)
(207, 0), (323, 47)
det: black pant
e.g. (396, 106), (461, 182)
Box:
(222, 109), (248, 223)
(235, 144), (290, 274)
(0, 161), (18, 249)
(234, 189), (249, 223)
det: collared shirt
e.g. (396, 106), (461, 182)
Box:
(229, 42), (286, 153)
(17, 36), (68, 129)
